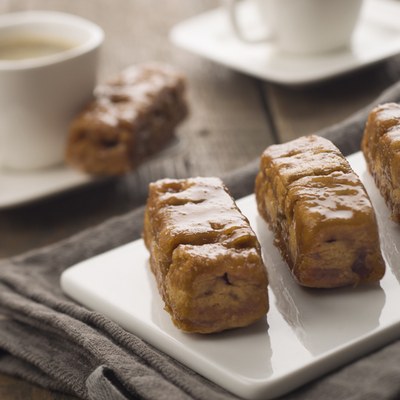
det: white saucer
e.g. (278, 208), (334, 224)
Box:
(62, 152), (400, 400)
(0, 138), (185, 209)
(170, 0), (400, 85)
(0, 165), (93, 209)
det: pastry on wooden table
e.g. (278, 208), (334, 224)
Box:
(143, 177), (269, 334)
(362, 102), (400, 222)
(255, 135), (385, 288)
(66, 63), (188, 175)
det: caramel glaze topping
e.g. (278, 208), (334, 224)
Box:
(256, 135), (385, 288)
(66, 63), (188, 176)
(286, 172), (375, 227)
(146, 177), (259, 271)
(144, 177), (269, 333)
(74, 63), (186, 134)
(362, 103), (400, 221)
(363, 102), (400, 161)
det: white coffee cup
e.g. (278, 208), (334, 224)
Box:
(226, 0), (364, 55)
(0, 11), (104, 170)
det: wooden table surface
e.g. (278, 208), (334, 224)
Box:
(1, 0), (400, 398)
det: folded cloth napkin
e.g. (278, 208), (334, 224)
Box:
(1, 81), (400, 400)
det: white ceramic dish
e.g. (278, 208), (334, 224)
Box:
(0, 136), (183, 209)
(0, 11), (103, 170)
(0, 165), (93, 208)
(61, 151), (400, 400)
(170, 0), (400, 85)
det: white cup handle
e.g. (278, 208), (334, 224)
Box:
(225, 0), (273, 43)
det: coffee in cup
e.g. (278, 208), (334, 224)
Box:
(0, 11), (104, 170)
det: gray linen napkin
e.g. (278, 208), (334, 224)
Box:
(1, 81), (400, 400)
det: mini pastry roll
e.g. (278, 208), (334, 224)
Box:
(255, 135), (385, 288)
(362, 103), (400, 222)
(66, 63), (188, 175)
(143, 177), (269, 334)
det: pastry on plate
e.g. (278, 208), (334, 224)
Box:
(362, 102), (400, 222)
(66, 63), (188, 175)
(255, 135), (385, 288)
(144, 177), (269, 334)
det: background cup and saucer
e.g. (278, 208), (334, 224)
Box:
(170, 0), (400, 87)
(225, 0), (364, 55)
(0, 11), (104, 208)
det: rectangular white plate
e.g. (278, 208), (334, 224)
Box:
(170, 0), (400, 85)
(61, 151), (400, 399)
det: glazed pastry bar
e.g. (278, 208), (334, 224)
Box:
(255, 135), (385, 288)
(66, 63), (188, 175)
(144, 177), (269, 334)
(362, 102), (400, 222)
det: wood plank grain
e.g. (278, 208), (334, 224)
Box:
(263, 56), (400, 143)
